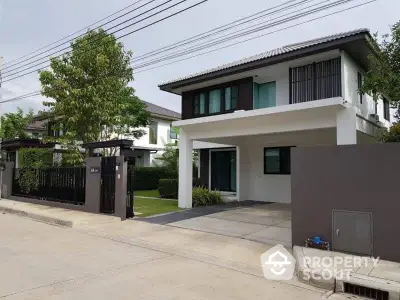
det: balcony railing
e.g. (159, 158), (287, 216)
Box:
(289, 58), (341, 104)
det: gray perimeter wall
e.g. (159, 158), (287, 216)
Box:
(291, 143), (400, 262)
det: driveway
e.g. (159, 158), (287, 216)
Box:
(140, 202), (292, 247)
(0, 212), (323, 299)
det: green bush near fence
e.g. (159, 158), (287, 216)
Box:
(158, 179), (178, 199)
(134, 167), (177, 190)
(19, 148), (53, 168)
(17, 148), (53, 193)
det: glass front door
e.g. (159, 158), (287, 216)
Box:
(211, 150), (236, 192)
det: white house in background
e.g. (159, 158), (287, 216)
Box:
(159, 28), (391, 208)
(16, 101), (180, 167)
(131, 101), (180, 166)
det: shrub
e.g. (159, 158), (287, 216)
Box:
(192, 187), (224, 207)
(158, 179), (178, 199)
(19, 148), (53, 168)
(134, 167), (177, 190)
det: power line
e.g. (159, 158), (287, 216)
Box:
(0, 92), (42, 104)
(132, 0), (344, 69)
(136, 0), (377, 73)
(1, 0), (208, 84)
(2, 0), (178, 75)
(130, 0), (304, 63)
(1, 0), (151, 68)
(1, 0), (206, 83)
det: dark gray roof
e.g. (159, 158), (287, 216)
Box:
(143, 101), (181, 120)
(159, 28), (371, 89)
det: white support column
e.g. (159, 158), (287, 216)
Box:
(178, 128), (193, 208)
(236, 146), (240, 201)
(336, 107), (357, 145)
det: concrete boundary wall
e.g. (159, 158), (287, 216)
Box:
(291, 143), (400, 262)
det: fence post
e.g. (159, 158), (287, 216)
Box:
(1, 162), (15, 199)
(115, 156), (127, 221)
(85, 157), (102, 213)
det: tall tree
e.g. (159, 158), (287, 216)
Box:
(0, 107), (34, 140)
(39, 28), (150, 161)
(360, 22), (400, 108)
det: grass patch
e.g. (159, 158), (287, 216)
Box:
(134, 197), (181, 217)
(135, 190), (161, 198)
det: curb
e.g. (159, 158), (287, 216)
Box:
(293, 246), (335, 291)
(336, 273), (400, 300)
(0, 206), (73, 228)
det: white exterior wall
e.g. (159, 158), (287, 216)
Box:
(342, 51), (391, 137)
(236, 129), (337, 203)
(131, 117), (177, 166)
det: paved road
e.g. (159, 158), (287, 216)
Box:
(0, 213), (324, 299)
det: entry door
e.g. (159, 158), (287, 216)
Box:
(332, 210), (373, 256)
(211, 151), (236, 192)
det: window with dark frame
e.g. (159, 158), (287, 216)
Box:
(383, 97), (390, 121)
(357, 72), (363, 104)
(289, 58), (341, 104)
(149, 121), (158, 144)
(264, 147), (292, 175)
(193, 84), (238, 117)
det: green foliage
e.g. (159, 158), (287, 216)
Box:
(0, 107), (34, 140)
(39, 28), (150, 160)
(154, 142), (199, 173)
(192, 187), (224, 207)
(158, 179), (178, 199)
(360, 22), (400, 109)
(134, 167), (177, 190)
(19, 148), (53, 168)
(381, 123), (400, 142)
(17, 148), (53, 193)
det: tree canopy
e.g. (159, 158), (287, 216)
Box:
(39, 28), (150, 160)
(0, 107), (34, 140)
(361, 22), (400, 104)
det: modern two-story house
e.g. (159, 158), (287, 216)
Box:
(159, 29), (391, 208)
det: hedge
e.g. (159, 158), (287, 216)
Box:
(134, 167), (177, 190)
(159, 179), (178, 199)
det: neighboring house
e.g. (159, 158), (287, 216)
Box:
(2, 101), (180, 167)
(127, 101), (180, 166)
(159, 28), (391, 208)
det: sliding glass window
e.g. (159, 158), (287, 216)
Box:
(209, 89), (221, 114)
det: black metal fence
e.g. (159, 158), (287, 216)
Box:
(12, 167), (86, 205)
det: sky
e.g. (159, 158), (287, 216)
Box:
(0, 0), (399, 115)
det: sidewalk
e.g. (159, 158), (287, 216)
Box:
(0, 199), (120, 228)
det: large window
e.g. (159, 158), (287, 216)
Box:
(264, 147), (292, 175)
(289, 58), (341, 104)
(383, 97), (390, 121)
(254, 81), (276, 109)
(193, 84), (238, 116)
(149, 121), (158, 144)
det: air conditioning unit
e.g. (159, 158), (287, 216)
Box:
(370, 114), (380, 122)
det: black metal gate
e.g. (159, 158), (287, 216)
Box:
(126, 165), (134, 218)
(101, 157), (116, 214)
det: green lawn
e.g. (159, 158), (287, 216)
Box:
(134, 197), (181, 217)
(134, 190), (161, 198)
